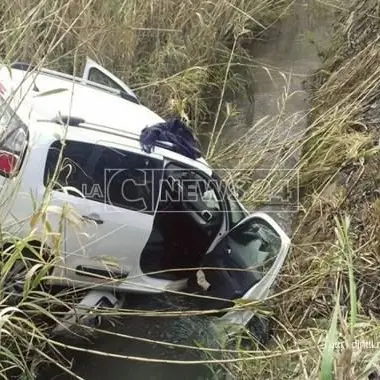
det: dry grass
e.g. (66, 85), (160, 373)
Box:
(0, 0), (297, 378)
(0, 0), (292, 123)
(222, 1), (380, 378)
(4, 0), (380, 379)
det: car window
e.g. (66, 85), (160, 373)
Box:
(44, 140), (163, 214)
(88, 68), (123, 92)
(162, 163), (222, 212)
(227, 217), (281, 277)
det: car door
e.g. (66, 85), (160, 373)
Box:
(44, 139), (163, 283)
(82, 57), (139, 104)
(206, 211), (291, 327)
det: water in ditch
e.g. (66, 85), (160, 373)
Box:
(38, 2), (331, 379)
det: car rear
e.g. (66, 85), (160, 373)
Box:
(0, 96), (29, 179)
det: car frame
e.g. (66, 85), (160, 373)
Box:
(0, 58), (291, 329)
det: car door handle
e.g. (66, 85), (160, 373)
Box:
(82, 214), (104, 225)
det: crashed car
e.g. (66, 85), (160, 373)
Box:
(0, 58), (291, 330)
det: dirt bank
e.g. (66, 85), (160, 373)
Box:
(220, 0), (331, 235)
(245, 1), (380, 378)
(292, 0), (380, 317)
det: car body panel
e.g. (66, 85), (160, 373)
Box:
(0, 59), (291, 328)
(219, 212), (291, 326)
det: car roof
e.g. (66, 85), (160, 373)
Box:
(0, 67), (164, 135)
(0, 66), (212, 174)
(47, 122), (212, 175)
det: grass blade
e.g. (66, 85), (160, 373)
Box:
(320, 292), (340, 380)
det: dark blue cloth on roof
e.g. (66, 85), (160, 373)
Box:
(140, 118), (201, 160)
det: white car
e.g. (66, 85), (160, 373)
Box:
(0, 58), (290, 328)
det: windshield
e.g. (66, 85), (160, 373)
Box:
(227, 217), (281, 276)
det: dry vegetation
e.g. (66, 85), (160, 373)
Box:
(0, 0), (296, 379)
(0, 0), (292, 127)
(232, 1), (380, 379)
(3, 0), (380, 379)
